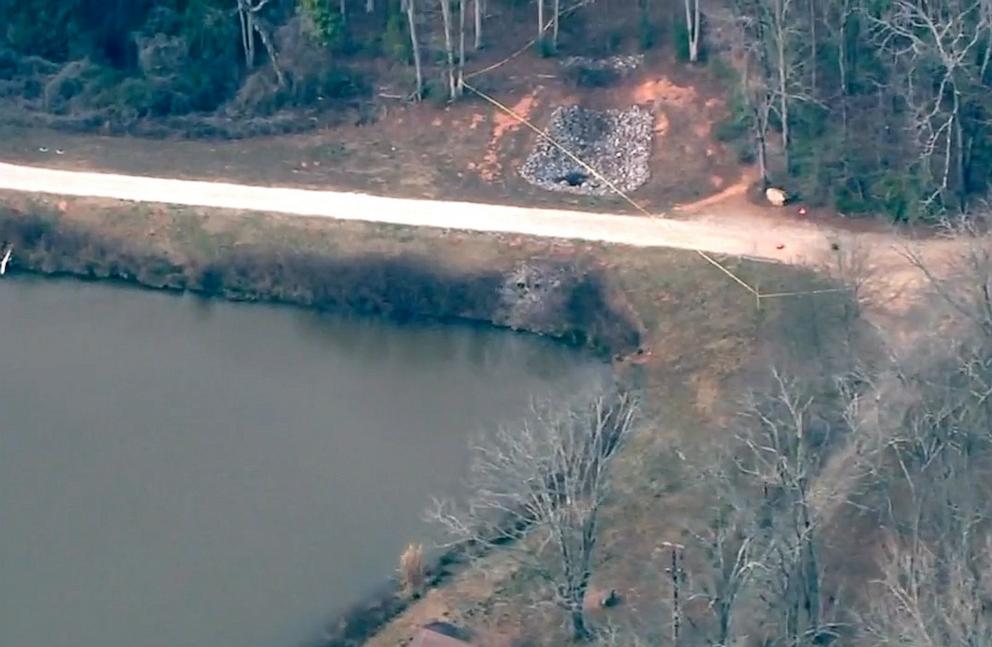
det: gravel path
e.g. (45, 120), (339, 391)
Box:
(0, 161), (838, 264)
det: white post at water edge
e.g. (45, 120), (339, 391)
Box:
(1, 247), (12, 275)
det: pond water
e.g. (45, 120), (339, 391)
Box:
(0, 277), (605, 647)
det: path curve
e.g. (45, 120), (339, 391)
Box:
(0, 162), (837, 264)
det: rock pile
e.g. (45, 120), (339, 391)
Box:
(560, 54), (644, 76)
(519, 105), (653, 196)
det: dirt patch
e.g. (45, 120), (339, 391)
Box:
(674, 167), (756, 212)
(632, 76), (698, 109)
(479, 91), (540, 181)
(653, 111), (670, 135)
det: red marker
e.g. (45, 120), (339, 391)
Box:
(776, 244), (786, 250)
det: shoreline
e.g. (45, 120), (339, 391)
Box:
(0, 196), (647, 645)
(0, 200), (643, 358)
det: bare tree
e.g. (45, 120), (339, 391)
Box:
(683, 0), (702, 62)
(847, 353), (992, 646)
(538, 0), (545, 43)
(458, 0), (466, 93)
(236, 0), (284, 86)
(686, 462), (770, 646)
(439, 0), (457, 99)
(732, 370), (842, 646)
(868, 0), (992, 210)
(473, 0), (483, 49)
(864, 532), (992, 646)
(553, 0), (561, 47)
(404, 0), (424, 99)
(728, 0), (776, 184)
(905, 216), (992, 339)
(430, 392), (639, 641)
(838, 230), (992, 645)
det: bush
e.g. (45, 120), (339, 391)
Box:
(535, 36), (557, 58)
(43, 59), (105, 113)
(714, 94), (752, 143)
(382, 11), (411, 63)
(563, 65), (620, 88)
(638, 18), (660, 51)
(674, 18), (691, 62)
(603, 29), (624, 55)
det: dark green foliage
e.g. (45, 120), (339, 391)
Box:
(537, 36), (557, 58)
(298, 0), (347, 51)
(673, 17), (690, 62)
(563, 65), (620, 87)
(638, 17), (659, 51)
(602, 28), (624, 55)
(382, 6), (412, 63)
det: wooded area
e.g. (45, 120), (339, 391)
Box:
(2, 0), (991, 218)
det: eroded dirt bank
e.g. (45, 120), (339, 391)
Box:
(0, 195), (641, 355)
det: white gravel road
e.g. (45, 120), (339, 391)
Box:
(0, 161), (834, 263)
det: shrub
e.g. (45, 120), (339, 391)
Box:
(603, 28), (624, 55)
(537, 36), (557, 58)
(563, 64), (620, 88)
(674, 18), (691, 62)
(638, 17), (659, 51)
(382, 10), (411, 63)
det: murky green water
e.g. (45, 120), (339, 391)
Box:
(0, 277), (605, 647)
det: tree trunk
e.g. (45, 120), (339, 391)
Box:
(253, 20), (284, 87)
(683, 0), (700, 63)
(473, 0), (482, 49)
(552, 0), (560, 46)
(808, 0), (816, 92)
(569, 607), (591, 642)
(366, 0), (374, 12)
(757, 124), (769, 186)
(439, 0), (457, 100)
(405, 0), (423, 99)
(954, 94), (965, 210)
(458, 0), (466, 94)
(241, 10), (257, 69)
(537, 0), (544, 43)
(777, 46), (790, 171)
(340, 0), (347, 23)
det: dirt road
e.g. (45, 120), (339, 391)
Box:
(0, 161), (841, 264)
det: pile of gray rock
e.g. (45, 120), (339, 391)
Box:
(560, 54), (644, 76)
(519, 105), (653, 196)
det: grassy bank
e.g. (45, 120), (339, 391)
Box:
(0, 191), (647, 355)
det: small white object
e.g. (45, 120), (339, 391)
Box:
(55, 149), (65, 155)
(1, 247), (12, 275)
(38, 147), (49, 153)
(765, 187), (788, 206)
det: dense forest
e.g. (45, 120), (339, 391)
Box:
(2, 0), (991, 219)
